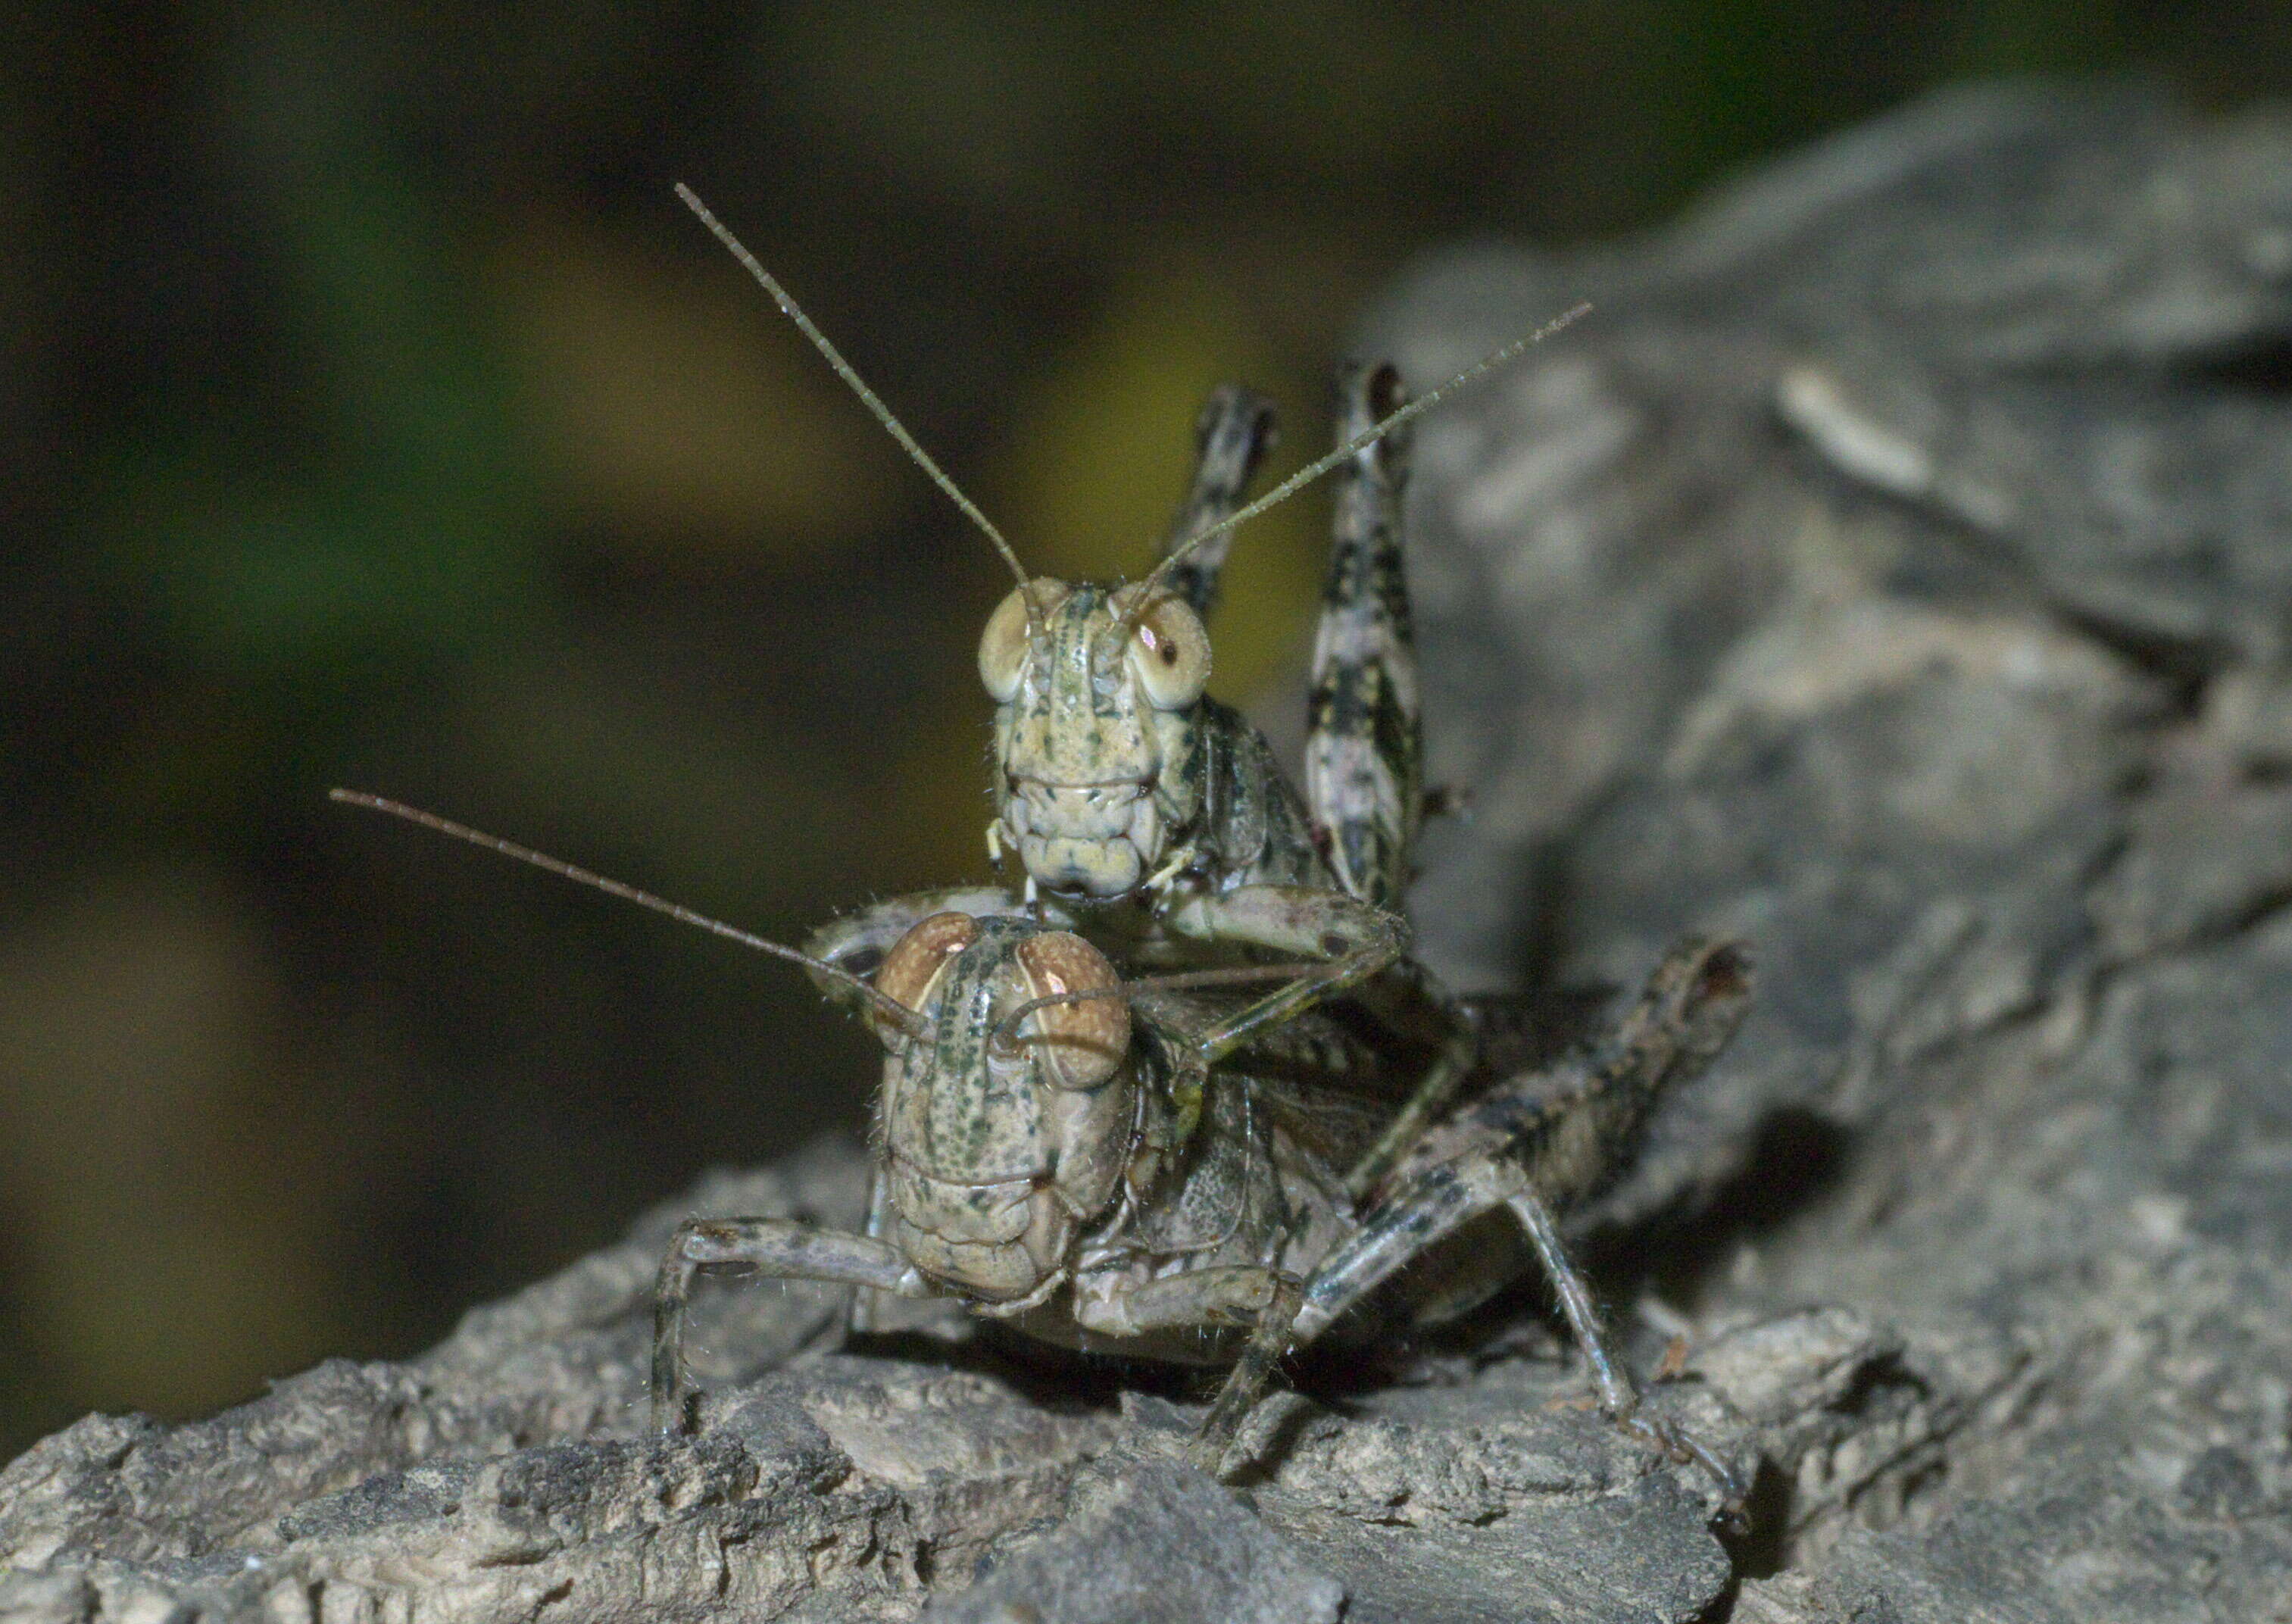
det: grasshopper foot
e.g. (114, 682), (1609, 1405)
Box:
(652, 1388), (702, 1439)
(1183, 1425), (1237, 1479)
(1615, 1410), (1750, 1533)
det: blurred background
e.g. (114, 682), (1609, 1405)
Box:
(5, 0), (2288, 1459)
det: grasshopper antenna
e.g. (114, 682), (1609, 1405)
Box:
(330, 789), (929, 1040)
(1115, 301), (1592, 643)
(673, 183), (1045, 648)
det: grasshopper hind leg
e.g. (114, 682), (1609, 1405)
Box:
(1307, 361), (1422, 914)
(1159, 384), (1278, 620)
(1203, 940), (1755, 1520)
(1504, 1182), (1750, 1529)
(1148, 367), (1450, 1071)
(1304, 362), (1490, 1197)
(1254, 1151), (1748, 1520)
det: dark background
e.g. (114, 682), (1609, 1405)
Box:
(4, 0), (2285, 1460)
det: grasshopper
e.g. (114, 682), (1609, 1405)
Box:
(335, 194), (1752, 1510)
(675, 186), (1586, 1199)
(653, 192), (1753, 1491)
(331, 792), (1752, 1513)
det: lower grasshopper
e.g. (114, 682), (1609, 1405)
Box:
(333, 794), (1753, 1515)
(759, 907), (1753, 1502)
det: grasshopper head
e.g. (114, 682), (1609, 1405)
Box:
(869, 914), (1135, 1300)
(979, 579), (1210, 898)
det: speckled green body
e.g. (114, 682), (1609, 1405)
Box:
(988, 376), (1401, 931)
(877, 914), (1148, 1305)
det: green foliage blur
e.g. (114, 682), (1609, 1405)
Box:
(3, 0), (2283, 1457)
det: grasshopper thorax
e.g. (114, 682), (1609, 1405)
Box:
(980, 579), (1211, 899)
(869, 913), (1141, 1301)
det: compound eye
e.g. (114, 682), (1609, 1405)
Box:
(1115, 586), (1210, 710)
(978, 578), (1070, 702)
(872, 912), (979, 1039)
(1013, 931), (1129, 1089)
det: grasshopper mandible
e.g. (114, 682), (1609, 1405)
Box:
(330, 792), (1750, 1510)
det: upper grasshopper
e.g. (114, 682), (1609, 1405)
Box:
(674, 186), (1585, 1159)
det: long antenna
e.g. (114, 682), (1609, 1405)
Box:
(673, 183), (1043, 643)
(1122, 301), (1594, 635)
(330, 789), (929, 1039)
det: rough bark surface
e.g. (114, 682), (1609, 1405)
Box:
(7, 83), (2292, 1622)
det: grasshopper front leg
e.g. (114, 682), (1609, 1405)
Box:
(653, 1216), (935, 1434)
(1067, 1263), (1307, 1473)
(1160, 881), (1411, 1060)
(1138, 872), (1482, 1202)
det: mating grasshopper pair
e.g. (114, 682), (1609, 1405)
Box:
(339, 186), (1751, 1516)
